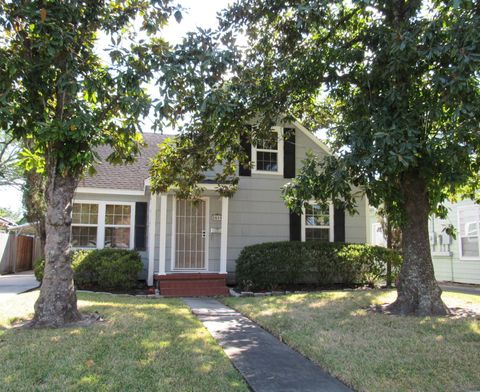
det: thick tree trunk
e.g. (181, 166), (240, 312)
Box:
(387, 171), (449, 316)
(31, 160), (82, 327)
(385, 218), (393, 288)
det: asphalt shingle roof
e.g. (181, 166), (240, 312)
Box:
(79, 133), (170, 191)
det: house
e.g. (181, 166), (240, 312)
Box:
(74, 123), (369, 296)
(429, 199), (480, 284)
(370, 200), (480, 285)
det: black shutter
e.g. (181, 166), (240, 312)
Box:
(334, 207), (346, 243)
(239, 133), (251, 176)
(283, 128), (296, 178)
(289, 211), (301, 241)
(134, 202), (148, 250)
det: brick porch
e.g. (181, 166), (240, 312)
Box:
(154, 273), (229, 297)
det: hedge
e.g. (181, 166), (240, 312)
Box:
(34, 248), (143, 291)
(236, 241), (402, 291)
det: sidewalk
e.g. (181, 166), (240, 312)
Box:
(440, 283), (480, 296)
(0, 270), (38, 301)
(184, 297), (352, 392)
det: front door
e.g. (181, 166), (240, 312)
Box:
(174, 199), (207, 270)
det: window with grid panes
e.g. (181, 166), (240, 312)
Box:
(104, 204), (131, 249)
(304, 204), (330, 242)
(71, 203), (98, 248)
(252, 129), (283, 173)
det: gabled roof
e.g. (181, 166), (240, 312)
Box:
(78, 123), (329, 193)
(79, 133), (169, 191)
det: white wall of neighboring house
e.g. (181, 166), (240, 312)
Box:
(430, 200), (480, 284)
(369, 201), (480, 285)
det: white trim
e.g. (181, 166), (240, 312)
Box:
(301, 202), (334, 242)
(292, 120), (332, 155)
(158, 194), (168, 275)
(171, 197), (210, 271)
(76, 187), (145, 196)
(205, 198), (210, 270)
(457, 205), (480, 261)
(220, 197), (229, 274)
(97, 203), (106, 249)
(170, 195), (176, 271)
(432, 251), (452, 257)
(147, 194), (157, 286)
(252, 126), (284, 175)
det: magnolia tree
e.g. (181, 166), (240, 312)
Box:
(0, 1), (181, 327)
(150, 0), (480, 316)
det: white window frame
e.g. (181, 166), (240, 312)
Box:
(251, 126), (284, 175)
(104, 202), (136, 250)
(457, 205), (480, 261)
(71, 200), (135, 251)
(71, 202), (100, 249)
(301, 202), (334, 242)
(170, 196), (210, 272)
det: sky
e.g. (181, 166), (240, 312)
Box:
(0, 0), (232, 215)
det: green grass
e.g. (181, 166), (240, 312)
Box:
(0, 291), (248, 392)
(223, 290), (480, 392)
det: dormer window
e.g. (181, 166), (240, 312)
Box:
(252, 126), (284, 175)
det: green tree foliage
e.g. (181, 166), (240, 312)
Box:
(0, 0), (181, 327)
(0, 129), (22, 187)
(0, 206), (21, 223)
(150, 0), (480, 315)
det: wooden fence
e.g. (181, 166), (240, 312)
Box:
(0, 233), (42, 274)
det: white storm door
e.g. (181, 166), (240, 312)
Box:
(174, 199), (207, 269)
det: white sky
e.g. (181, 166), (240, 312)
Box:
(0, 0), (232, 215)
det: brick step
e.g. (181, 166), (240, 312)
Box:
(160, 286), (229, 297)
(160, 280), (228, 289)
(155, 273), (228, 297)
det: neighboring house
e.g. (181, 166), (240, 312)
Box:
(370, 200), (480, 285)
(74, 123), (369, 296)
(0, 222), (42, 274)
(429, 199), (480, 284)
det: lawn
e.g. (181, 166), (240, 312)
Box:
(224, 290), (480, 392)
(0, 291), (248, 392)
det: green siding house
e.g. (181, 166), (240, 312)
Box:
(73, 123), (369, 295)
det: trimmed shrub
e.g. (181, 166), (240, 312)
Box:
(33, 258), (45, 282)
(35, 249), (143, 291)
(236, 241), (402, 290)
(73, 249), (143, 291)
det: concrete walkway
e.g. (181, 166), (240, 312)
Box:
(184, 298), (352, 392)
(0, 270), (38, 301)
(440, 283), (480, 296)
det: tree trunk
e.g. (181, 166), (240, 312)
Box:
(31, 159), (82, 327)
(387, 171), (449, 316)
(385, 217), (393, 288)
